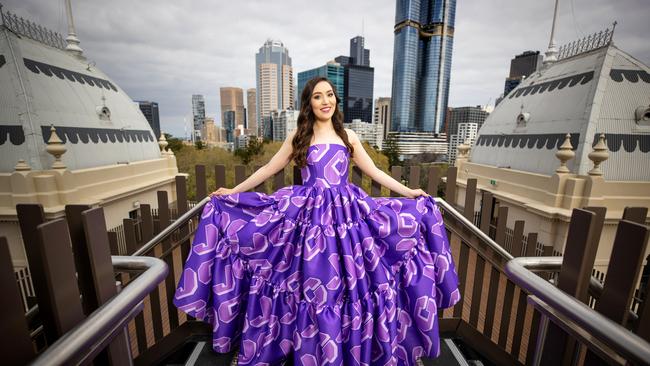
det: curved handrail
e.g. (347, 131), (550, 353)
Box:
(505, 256), (650, 365)
(30, 256), (168, 366)
(132, 196), (211, 256)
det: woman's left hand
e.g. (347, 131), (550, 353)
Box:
(407, 188), (429, 198)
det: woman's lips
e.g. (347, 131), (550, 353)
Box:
(320, 107), (331, 113)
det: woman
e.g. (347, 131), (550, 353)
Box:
(174, 77), (460, 365)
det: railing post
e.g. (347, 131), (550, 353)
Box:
(463, 178), (477, 220)
(390, 166), (402, 197)
(426, 166), (439, 196)
(408, 165), (420, 188)
(0, 237), (35, 365)
(445, 166), (457, 204)
(195, 165), (207, 200)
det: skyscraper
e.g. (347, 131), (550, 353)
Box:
(297, 61), (344, 111)
(390, 0), (456, 135)
(220, 87), (245, 129)
(373, 97), (391, 138)
(349, 36), (370, 66)
(503, 50), (542, 96)
(137, 101), (160, 139)
(192, 94), (205, 141)
(336, 36), (374, 123)
(224, 110), (235, 143)
(256, 39), (295, 137)
(247, 88), (257, 133)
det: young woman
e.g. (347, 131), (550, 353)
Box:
(174, 77), (460, 365)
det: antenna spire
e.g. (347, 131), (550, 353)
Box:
(64, 0), (84, 59)
(544, 0), (560, 65)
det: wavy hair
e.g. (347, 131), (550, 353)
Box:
(291, 77), (353, 168)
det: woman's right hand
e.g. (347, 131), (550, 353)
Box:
(210, 187), (235, 196)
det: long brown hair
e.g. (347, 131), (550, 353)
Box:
(291, 77), (353, 168)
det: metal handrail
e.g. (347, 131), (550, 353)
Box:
(434, 197), (514, 260)
(30, 256), (168, 366)
(132, 196), (211, 256)
(505, 256), (650, 365)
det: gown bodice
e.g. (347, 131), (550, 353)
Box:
(300, 144), (350, 188)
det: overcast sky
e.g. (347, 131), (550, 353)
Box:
(5, 0), (649, 138)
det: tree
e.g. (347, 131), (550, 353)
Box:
(164, 133), (184, 153)
(194, 140), (205, 150)
(381, 134), (401, 168)
(234, 138), (264, 165)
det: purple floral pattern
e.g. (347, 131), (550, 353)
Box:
(174, 144), (460, 365)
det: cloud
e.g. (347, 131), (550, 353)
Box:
(4, 0), (648, 137)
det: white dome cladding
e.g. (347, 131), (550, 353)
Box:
(470, 44), (650, 181)
(0, 28), (161, 172)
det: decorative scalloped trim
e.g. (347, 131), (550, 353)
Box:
(39, 125), (154, 144)
(0, 125), (25, 145)
(23, 58), (118, 91)
(476, 133), (580, 150)
(593, 133), (650, 153)
(609, 69), (650, 83)
(508, 71), (594, 99)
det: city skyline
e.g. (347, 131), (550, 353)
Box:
(6, 0), (648, 138)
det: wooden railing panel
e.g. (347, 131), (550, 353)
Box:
(65, 204), (96, 315)
(274, 169), (285, 190)
(408, 166), (420, 189)
(235, 165), (246, 186)
(81, 208), (132, 365)
(464, 178), (477, 220)
(390, 166), (402, 197)
(479, 191), (493, 235)
(195, 165), (207, 200)
(36, 219), (85, 337)
(446, 166), (457, 204)
(426, 166), (439, 196)
(0, 237), (35, 365)
(214, 165), (226, 190)
(352, 165), (362, 186)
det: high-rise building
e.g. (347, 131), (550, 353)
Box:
(446, 106), (489, 140)
(192, 94), (205, 141)
(202, 117), (218, 145)
(220, 87), (245, 129)
(297, 61), (345, 111)
(336, 36), (374, 123)
(256, 39), (295, 137)
(344, 64), (374, 123)
(137, 101), (160, 139)
(373, 97), (391, 138)
(350, 36), (370, 66)
(503, 50), (542, 96)
(390, 0), (456, 135)
(271, 110), (299, 142)
(247, 88), (257, 133)
(224, 110), (235, 143)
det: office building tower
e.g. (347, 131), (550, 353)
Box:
(391, 0), (456, 135)
(335, 35), (374, 123)
(224, 110), (235, 143)
(446, 106), (489, 140)
(350, 35), (370, 66)
(256, 39), (295, 137)
(247, 88), (257, 133)
(192, 94), (205, 141)
(202, 117), (217, 145)
(503, 50), (543, 96)
(271, 110), (299, 142)
(297, 61), (345, 111)
(220, 87), (245, 128)
(137, 101), (160, 139)
(373, 97), (391, 138)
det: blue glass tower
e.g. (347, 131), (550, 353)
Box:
(297, 62), (344, 111)
(391, 0), (456, 134)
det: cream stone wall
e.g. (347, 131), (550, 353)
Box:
(0, 155), (180, 267)
(454, 156), (650, 275)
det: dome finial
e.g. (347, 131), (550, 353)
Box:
(555, 133), (574, 173)
(46, 125), (67, 169)
(588, 133), (609, 176)
(65, 0), (85, 58)
(543, 0), (560, 66)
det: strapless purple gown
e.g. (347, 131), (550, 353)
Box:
(174, 144), (460, 366)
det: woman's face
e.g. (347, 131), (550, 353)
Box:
(310, 81), (336, 122)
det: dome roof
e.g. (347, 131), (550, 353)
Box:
(0, 20), (161, 172)
(470, 43), (650, 181)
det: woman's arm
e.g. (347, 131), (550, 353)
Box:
(212, 130), (295, 195)
(347, 129), (427, 198)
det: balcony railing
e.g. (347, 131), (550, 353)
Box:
(2, 164), (649, 365)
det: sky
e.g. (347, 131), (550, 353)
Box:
(5, 0), (649, 138)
